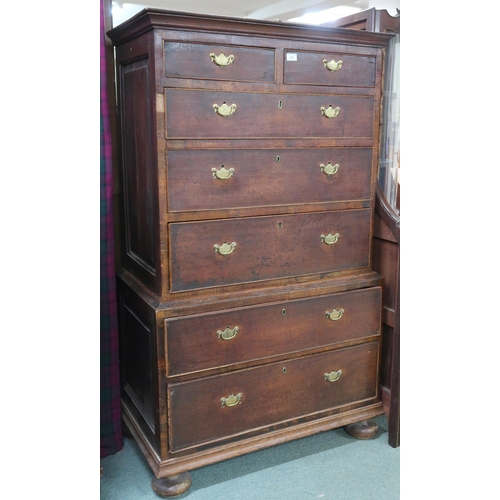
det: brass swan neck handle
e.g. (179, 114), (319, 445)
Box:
(323, 59), (343, 71)
(210, 53), (235, 67)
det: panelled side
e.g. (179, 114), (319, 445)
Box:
(117, 277), (162, 456)
(117, 39), (161, 294)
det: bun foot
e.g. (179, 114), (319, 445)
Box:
(344, 419), (379, 439)
(151, 472), (192, 497)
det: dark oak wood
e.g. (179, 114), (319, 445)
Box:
(165, 90), (375, 139)
(169, 342), (379, 452)
(123, 399), (384, 479)
(169, 210), (372, 291)
(167, 148), (373, 212)
(164, 41), (276, 83)
(284, 50), (376, 87)
(108, 9), (392, 494)
(374, 186), (400, 448)
(344, 419), (379, 439)
(165, 287), (382, 376)
(109, 8), (394, 47)
(323, 7), (400, 34)
(118, 56), (159, 293)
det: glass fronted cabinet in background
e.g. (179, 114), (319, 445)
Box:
(378, 31), (400, 214)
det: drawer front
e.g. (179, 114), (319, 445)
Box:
(168, 341), (379, 451)
(284, 50), (376, 87)
(167, 148), (373, 212)
(169, 209), (371, 292)
(164, 41), (275, 83)
(166, 287), (381, 376)
(165, 89), (374, 139)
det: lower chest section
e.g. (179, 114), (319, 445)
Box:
(160, 284), (382, 455)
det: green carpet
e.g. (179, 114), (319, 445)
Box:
(100, 415), (399, 499)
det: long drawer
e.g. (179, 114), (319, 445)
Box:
(169, 209), (371, 292)
(165, 89), (374, 139)
(167, 148), (373, 212)
(166, 287), (381, 376)
(168, 341), (379, 451)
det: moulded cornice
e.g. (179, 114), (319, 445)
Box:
(107, 8), (393, 48)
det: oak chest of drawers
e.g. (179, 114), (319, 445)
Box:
(108, 9), (392, 497)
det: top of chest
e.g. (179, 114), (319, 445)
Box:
(108, 9), (392, 86)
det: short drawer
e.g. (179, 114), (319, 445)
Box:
(166, 287), (381, 376)
(164, 41), (275, 83)
(168, 341), (379, 451)
(169, 209), (371, 292)
(284, 50), (376, 87)
(165, 89), (374, 139)
(167, 148), (373, 212)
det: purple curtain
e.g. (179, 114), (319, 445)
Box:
(100, 0), (123, 458)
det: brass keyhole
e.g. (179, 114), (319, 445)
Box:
(282, 308), (286, 315)
(282, 367), (287, 374)
(278, 100), (283, 109)
(278, 222), (282, 229)
(276, 155), (281, 163)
